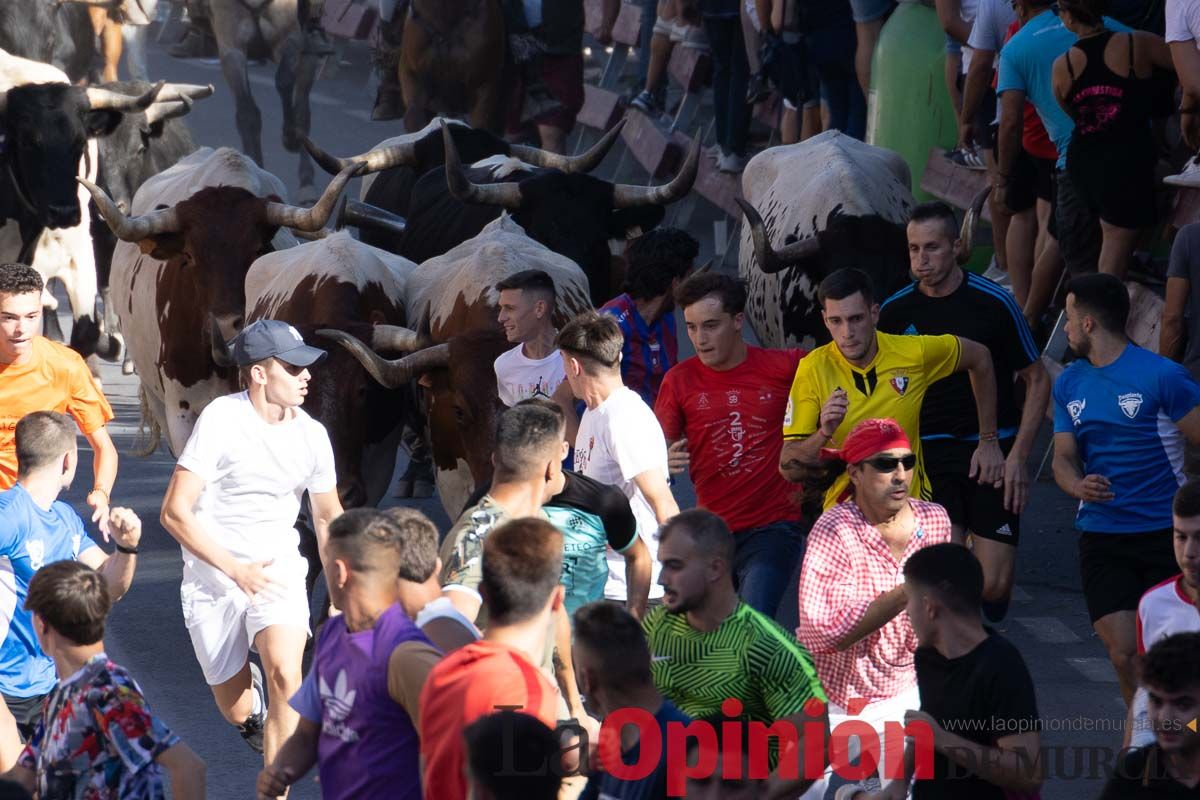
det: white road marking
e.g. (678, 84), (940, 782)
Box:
(1015, 617), (1082, 644)
(1066, 658), (1119, 683)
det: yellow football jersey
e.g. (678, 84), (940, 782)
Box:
(783, 331), (962, 509)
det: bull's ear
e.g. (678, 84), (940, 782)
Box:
(83, 109), (123, 138)
(139, 233), (186, 260)
(608, 206), (666, 240)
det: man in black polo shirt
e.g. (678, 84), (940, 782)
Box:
(879, 201), (1050, 621)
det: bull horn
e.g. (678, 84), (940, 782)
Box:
(956, 185), (992, 266)
(85, 80), (163, 111)
(264, 162), (363, 232)
(78, 177), (181, 240)
(317, 329), (450, 388)
(736, 197), (820, 275)
(508, 119), (626, 174)
(371, 324), (423, 352)
(58, 0), (121, 6)
(208, 315), (234, 368)
(441, 120), (522, 209)
(303, 135), (419, 176)
(143, 95), (192, 127)
(335, 196), (407, 237)
(611, 135), (700, 208)
(154, 83), (214, 103)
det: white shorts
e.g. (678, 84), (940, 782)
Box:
(180, 557), (311, 686)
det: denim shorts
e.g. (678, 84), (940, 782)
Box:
(849, 0), (893, 23)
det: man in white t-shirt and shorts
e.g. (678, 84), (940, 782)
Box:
(160, 320), (344, 768)
(557, 311), (679, 607)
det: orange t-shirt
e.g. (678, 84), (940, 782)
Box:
(0, 337), (114, 488)
(418, 640), (559, 800)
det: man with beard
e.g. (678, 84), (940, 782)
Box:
(1127, 479), (1200, 747)
(1052, 273), (1200, 707)
(642, 509), (828, 799)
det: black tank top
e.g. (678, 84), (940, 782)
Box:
(1065, 31), (1152, 154)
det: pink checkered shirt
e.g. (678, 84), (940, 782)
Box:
(796, 499), (952, 709)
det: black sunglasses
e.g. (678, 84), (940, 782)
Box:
(861, 454), (917, 473)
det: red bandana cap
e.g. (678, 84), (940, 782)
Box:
(819, 418), (912, 465)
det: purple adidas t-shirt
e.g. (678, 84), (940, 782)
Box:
(292, 604), (429, 800)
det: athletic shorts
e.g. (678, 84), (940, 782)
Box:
(1052, 169), (1103, 275)
(924, 438), (1020, 545)
(1007, 147), (1055, 214)
(849, 0), (893, 23)
(181, 557), (311, 686)
(1077, 529), (1178, 623)
(3, 693), (47, 742)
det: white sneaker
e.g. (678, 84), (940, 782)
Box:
(1165, 154), (1200, 187)
(718, 152), (748, 173)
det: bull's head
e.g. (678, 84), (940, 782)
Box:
(319, 326), (510, 513)
(440, 122), (700, 304)
(81, 163), (359, 350)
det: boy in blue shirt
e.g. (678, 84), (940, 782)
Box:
(0, 411), (141, 765)
(1052, 274), (1200, 706)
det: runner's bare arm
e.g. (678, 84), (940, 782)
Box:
(1161, 277), (1190, 361)
(957, 337), (1004, 485)
(1175, 405), (1200, 446)
(907, 709), (1043, 793)
(780, 389), (848, 483)
(553, 605), (590, 724)
(309, 488), (343, 561)
(833, 584), (908, 651)
(959, 48), (996, 148)
(552, 380), (580, 445)
(156, 740), (206, 800)
(1172, 41), (1200, 148)
(995, 89), (1025, 210)
(622, 537), (652, 620)
(1052, 431), (1114, 503)
(632, 468), (679, 525)
(1006, 359), (1051, 513)
(77, 506), (141, 601)
(256, 719), (319, 799)
(440, 587), (482, 624)
(84, 426), (118, 535)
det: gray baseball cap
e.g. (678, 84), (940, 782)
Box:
(229, 320), (326, 368)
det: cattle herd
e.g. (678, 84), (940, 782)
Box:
(0, 4), (978, 524)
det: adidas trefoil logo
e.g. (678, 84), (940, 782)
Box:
(319, 670), (360, 743)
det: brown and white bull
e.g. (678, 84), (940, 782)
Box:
(242, 230), (419, 510)
(323, 214), (592, 516)
(737, 131), (917, 349)
(81, 146), (358, 455)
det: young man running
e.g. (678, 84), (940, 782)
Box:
(160, 320), (344, 767)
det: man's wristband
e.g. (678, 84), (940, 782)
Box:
(979, 431), (999, 442)
(88, 487), (110, 504)
(115, 543), (139, 555)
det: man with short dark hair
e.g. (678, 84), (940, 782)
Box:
(257, 509), (441, 800)
(780, 267), (1005, 510)
(1128, 480), (1200, 747)
(644, 509), (828, 799)
(6, 561), (205, 799)
(1099, 632), (1200, 797)
(420, 518), (567, 800)
(1052, 272), (1200, 705)
(0, 411), (141, 765)
(601, 228), (698, 407)
(160, 319), (344, 763)
(465, 711), (563, 800)
(879, 201), (1049, 621)
(494, 270), (565, 407)
(382, 508), (479, 654)
(559, 311), (677, 607)
(656, 272), (807, 616)
(0, 263), (117, 530)
(573, 602), (691, 799)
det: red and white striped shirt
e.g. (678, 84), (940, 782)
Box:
(1136, 574), (1200, 654)
(797, 499), (952, 708)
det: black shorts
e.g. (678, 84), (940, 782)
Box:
(924, 438), (1020, 545)
(1006, 147), (1055, 214)
(1053, 169), (1103, 275)
(3, 692), (46, 741)
(1077, 529), (1178, 623)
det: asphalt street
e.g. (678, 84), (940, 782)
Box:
(51, 32), (1131, 799)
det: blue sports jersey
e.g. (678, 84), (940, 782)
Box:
(996, 10), (1130, 169)
(1053, 345), (1200, 533)
(0, 485), (98, 697)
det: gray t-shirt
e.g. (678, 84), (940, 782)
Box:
(968, 0), (1017, 52)
(1167, 223), (1200, 378)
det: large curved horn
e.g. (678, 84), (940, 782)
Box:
(956, 185), (992, 266)
(303, 135), (420, 176)
(371, 324), (423, 352)
(611, 135), (701, 208)
(78, 177), (181, 241)
(85, 80), (163, 111)
(441, 120), (522, 209)
(264, 162), (362, 232)
(736, 197), (820, 275)
(208, 315), (234, 368)
(317, 329), (450, 387)
(154, 83), (214, 103)
(508, 119), (626, 173)
(335, 197), (407, 237)
(143, 96), (192, 127)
